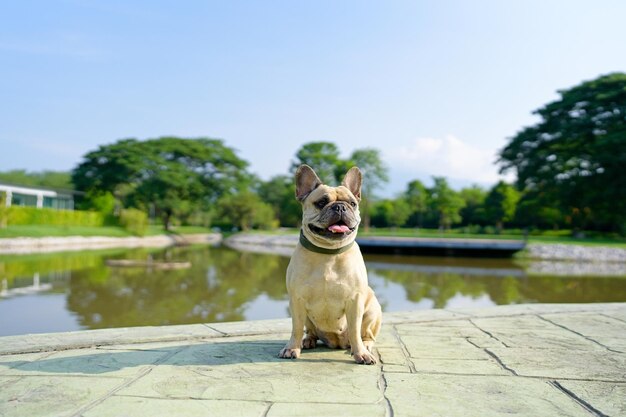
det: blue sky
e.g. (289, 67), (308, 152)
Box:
(1, 0), (625, 195)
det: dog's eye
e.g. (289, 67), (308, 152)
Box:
(350, 201), (357, 208)
(315, 199), (328, 209)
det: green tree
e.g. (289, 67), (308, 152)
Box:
(216, 191), (278, 231)
(257, 175), (302, 227)
(404, 180), (429, 227)
(459, 185), (487, 226)
(72, 137), (249, 230)
(291, 142), (342, 184)
(371, 198), (411, 228)
(347, 148), (389, 230)
(484, 181), (520, 232)
(498, 72), (626, 232)
(428, 177), (465, 230)
(0, 170), (73, 189)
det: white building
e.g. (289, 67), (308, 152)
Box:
(0, 183), (77, 210)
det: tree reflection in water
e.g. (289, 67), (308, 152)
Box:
(0, 246), (625, 335)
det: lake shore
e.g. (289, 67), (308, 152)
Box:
(0, 233), (221, 254)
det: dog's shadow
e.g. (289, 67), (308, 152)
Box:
(3, 340), (357, 375)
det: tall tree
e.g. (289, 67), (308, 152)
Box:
(371, 198), (411, 228)
(459, 185), (487, 226)
(498, 72), (626, 232)
(428, 177), (466, 230)
(257, 175), (302, 227)
(0, 170), (73, 190)
(216, 191), (277, 231)
(484, 181), (520, 232)
(348, 148), (389, 230)
(404, 179), (429, 227)
(291, 142), (342, 184)
(72, 137), (249, 230)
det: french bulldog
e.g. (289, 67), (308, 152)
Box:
(278, 164), (382, 365)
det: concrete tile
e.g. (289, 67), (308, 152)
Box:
(377, 347), (408, 366)
(447, 304), (536, 317)
(0, 347), (175, 377)
(384, 373), (590, 417)
(382, 363), (411, 373)
(409, 358), (510, 376)
(399, 335), (492, 360)
(268, 402), (386, 417)
(374, 326), (398, 347)
(0, 375), (124, 417)
(119, 342), (382, 404)
(476, 328), (604, 351)
(384, 310), (466, 324)
(541, 312), (626, 338)
(84, 396), (269, 417)
(590, 336), (626, 353)
(0, 324), (222, 355)
(395, 322), (486, 338)
(466, 335), (507, 349)
(604, 310), (626, 323)
(488, 348), (626, 380)
(556, 380), (626, 417)
(0, 352), (52, 375)
(472, 315), (557, 330)
(207, 318), (291, 336)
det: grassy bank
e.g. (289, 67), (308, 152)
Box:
(359, 228), (626, 247)
(244, 227), (626, 248)
(0, 225), (215, 238)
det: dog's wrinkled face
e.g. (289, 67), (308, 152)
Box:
(296, 165), (362, 249)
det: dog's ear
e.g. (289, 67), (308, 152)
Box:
(295, 165), (323, 201)
(341, 167), (362, 201)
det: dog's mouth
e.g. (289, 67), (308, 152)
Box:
(308, 220), (356, 238)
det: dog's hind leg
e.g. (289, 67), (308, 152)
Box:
(302, 317), (319, 349)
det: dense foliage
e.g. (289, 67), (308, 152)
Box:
(0, 170), (73, 190)
(498, 72), (626, 232)
(72, 137), (249, 230)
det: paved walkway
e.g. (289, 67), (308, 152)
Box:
(1, 303), (625, 417)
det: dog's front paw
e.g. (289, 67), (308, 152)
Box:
(353, 350), (377, 365)
(278, 347), (301, 359)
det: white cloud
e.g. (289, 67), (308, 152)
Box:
(387, 135), (513, 185)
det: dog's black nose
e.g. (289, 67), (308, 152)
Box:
(332, 203), (347, 213)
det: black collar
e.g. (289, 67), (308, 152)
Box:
(299, 230), (355, 255)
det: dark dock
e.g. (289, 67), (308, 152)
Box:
(356, 236), (526, 258)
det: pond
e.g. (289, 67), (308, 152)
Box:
(1, 244), (625, 337)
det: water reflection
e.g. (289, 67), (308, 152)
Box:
(0, 245), (625, 336)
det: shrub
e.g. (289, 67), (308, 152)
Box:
(7, 206), (104, 227)
(119, 208), (148, 236)
(0, 192), (8, 228)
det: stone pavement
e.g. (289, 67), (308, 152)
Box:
(1, 303), (625, 417)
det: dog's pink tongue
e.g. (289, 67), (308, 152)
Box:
(328, 224), (350, 233)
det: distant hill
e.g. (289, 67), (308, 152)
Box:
(0, 170), (73, 190)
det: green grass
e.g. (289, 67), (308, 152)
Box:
(0, 225), (215, 238)
(358, 228), (626, 247)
